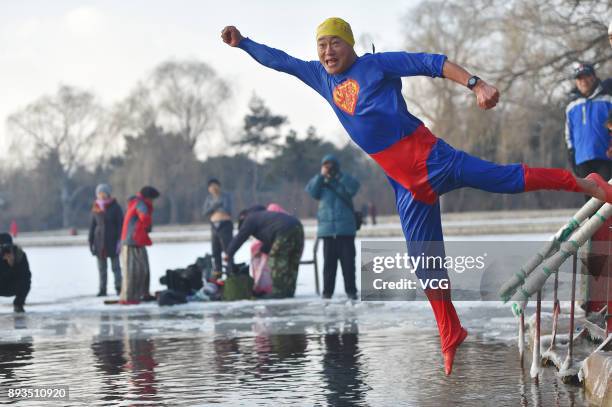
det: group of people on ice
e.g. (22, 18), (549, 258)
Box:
(87, 180), (309, 304)
(1, 149), (367, 311)
(87, 153), (365, 304)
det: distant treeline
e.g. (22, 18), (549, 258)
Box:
(0, 104), (396, 231)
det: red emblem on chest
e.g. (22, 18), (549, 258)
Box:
(333, 79), (359, 115)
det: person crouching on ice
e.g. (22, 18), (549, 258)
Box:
(224, 206), (304, 299)
(0, 233), (31, 313)
(249, 203), (290, 296)
(119, 186), (160, 305)
(221, 17), (612, 375)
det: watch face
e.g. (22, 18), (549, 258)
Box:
(468, 77), (477, 87)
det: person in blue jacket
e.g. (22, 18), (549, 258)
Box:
(565, 63), (612, 186)
(306, 154), (360, 300)
(221, 17), (612, 375)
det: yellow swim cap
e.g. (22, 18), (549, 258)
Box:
(316, 17), (355, 47)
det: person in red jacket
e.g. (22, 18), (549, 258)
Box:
(119, 186), (160, 304)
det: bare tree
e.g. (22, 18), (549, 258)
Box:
(152, 60), (231, 150)
(109, 59), (231, 156)
(401, 0), (611, 131)
(108, 82), (157, 139)
(493, 0), (611, 96)
(398, 0), (607, 211)
(121, 60), (228, 145)
(6, 85), (103, 227)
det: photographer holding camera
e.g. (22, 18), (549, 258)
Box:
(0, 233), (31, 313)
(305, 154), (360, 300)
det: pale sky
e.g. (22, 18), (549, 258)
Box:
(0, 0), (419, 158)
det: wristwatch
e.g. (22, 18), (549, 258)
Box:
(467, 76), (480, 90)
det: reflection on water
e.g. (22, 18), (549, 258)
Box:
(91, 314), (160, 404)
(0, 305), (593, 406)
(322, 321), (366, 406)
(0, 342), (33, 382)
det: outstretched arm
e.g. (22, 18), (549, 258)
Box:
(221, 26), (323, 93)
(374, 52), (499, 110)
(442, 61), (499, 110)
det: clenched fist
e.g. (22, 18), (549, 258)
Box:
(221, 26), (244, 47)
(473, 81), (500, 110)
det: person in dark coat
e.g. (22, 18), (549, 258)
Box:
(224, 206), (304, 298)
(88, 184), (124, 296)
(0, 233), (31, 313)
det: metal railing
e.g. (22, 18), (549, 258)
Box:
(500, 195), (612, 382)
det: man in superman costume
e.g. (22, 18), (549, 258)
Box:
(221, 18), (612, 375)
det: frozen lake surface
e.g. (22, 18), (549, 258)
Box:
(0, 236), (594, 406)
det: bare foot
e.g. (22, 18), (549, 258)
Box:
(577, 178), (604, 200)
(577, 174), (612, 202)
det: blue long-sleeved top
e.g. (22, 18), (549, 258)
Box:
(238, 38), (447, 154)
(565, 81), (612, 165)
